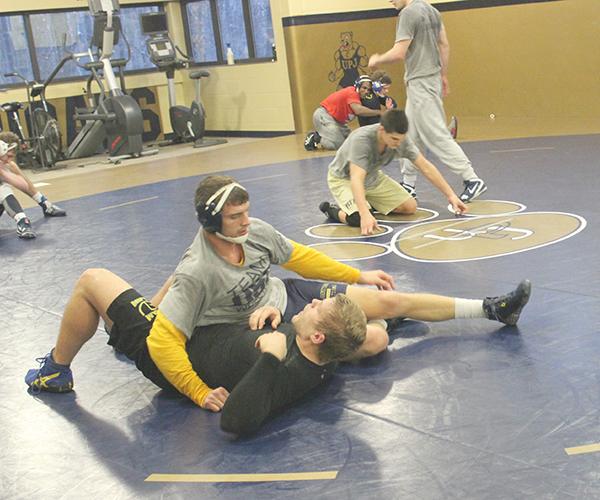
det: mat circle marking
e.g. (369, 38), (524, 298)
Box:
(446, 199), (526, 217)
(374, 207), (439, 224)
(308, 241), (392, 261)
(306, 223), (393, 240)
(391, 211), (586, 262)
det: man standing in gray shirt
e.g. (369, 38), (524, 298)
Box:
(368, 0), (487, 203)
(319, 109), (467, 236)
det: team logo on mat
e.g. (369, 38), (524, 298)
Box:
(446, 200), (526, 217)
(375, 207), (439, 223)
(309, 242), (391, 261)
(306, 223), (392, 239)
(391, 212), (586, 262)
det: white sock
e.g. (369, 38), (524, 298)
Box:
(455, 298), (485, 319)
(14, 212), (27, 223)
(33, 192), (50, 208)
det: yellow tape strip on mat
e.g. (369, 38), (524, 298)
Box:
(565, 443), (600, 456)
(146, 471), (338, 483)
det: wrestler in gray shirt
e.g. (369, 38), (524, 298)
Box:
(328, 123), (420, 187)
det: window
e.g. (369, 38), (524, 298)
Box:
(184, 0), (275, 64)
(249, 0), (274, 59)
(0, 4), (161, 87)
(30, 11), (92, 81)
(0, 15), (34, 87)
(186, 1), (218, 63)
(217, 0), (249, 60)
(114, 5), (161, 71)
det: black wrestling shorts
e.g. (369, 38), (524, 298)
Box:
(106, 288), (175, 392)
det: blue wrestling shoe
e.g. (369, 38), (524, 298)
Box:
(25, 352), (73, 393)
(483, 280), (531, 326)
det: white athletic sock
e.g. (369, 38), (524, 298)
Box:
(33, 191), (50, 208)
(14, 212), (27, 223)
(454, 298), (485, 319)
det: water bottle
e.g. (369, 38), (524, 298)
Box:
(226, 43), (235, 65)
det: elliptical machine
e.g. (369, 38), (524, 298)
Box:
(43, 0), (155, 162)
(141, 12), (226, 148)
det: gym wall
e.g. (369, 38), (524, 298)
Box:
(178, 0), (296, 135)
(281, 0), (600, 136)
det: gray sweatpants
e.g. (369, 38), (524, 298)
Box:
(312, 107), (351, 150)
(401, 74), (478, 187)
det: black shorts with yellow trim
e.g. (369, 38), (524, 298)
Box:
(282, 278), (347, 322)
(107, 288), (176, 392)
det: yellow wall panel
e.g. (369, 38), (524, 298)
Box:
(284, 0), (600, 135)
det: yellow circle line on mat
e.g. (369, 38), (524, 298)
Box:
(564, 443), (600, 456)
(145, 471), (339, 482)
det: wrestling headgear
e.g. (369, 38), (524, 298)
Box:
(354, 75), (372, 91)
(0, 140), (18, 157)
(196, 182), (248, 237)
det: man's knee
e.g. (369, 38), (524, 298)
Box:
(361, 324), (389, 357)
(346, 211), (361, 227)
(393, 197), (417, 215)
(78, 268), (110, 292)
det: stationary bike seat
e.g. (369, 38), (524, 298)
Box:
(1, 102), (23, 112)
(189, 70), (210, 79)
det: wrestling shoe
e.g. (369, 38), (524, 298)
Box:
(400, 182), (417, 199)
(459, 179), (487, 203)
(448, 116), (458, 139)
(25, 352), (73, 393)
(42, 202), (67, 217)
(304, 131), (320, 151)
(319, 201), (341, 222)
(483, 280), (531, 326)
(16, 217), (36, 239)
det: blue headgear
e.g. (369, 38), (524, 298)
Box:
(372, 80), (384, 95)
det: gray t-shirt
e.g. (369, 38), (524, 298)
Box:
(328, 124), (420, 188)
(395, 0), (442, 82)
(159, 218), (294, 338)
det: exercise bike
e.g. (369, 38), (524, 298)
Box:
(141, 11), (227, 148)
(1, 72), (62, 169)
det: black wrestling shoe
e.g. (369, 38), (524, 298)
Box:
(42, 203), (67, 217)
(459, 179), (487, 203)
(319, 201), (341, 222)
(483, 280), (531, 326)
(304, 131), (319, 151)
(400, 182), (417, 199)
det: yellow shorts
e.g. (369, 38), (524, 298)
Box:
(327, 171), (412, 215)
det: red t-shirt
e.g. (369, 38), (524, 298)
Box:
(320, 86), (361, 124)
